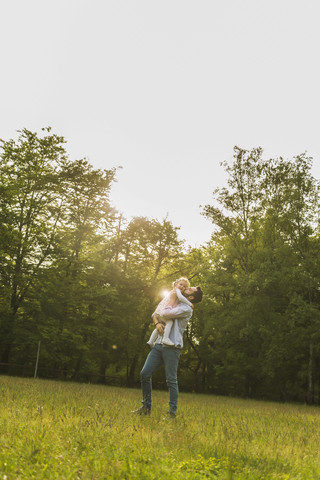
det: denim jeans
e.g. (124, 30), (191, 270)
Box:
(140, 344), (181, 414)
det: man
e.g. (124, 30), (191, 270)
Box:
(132, 286), (203, 418)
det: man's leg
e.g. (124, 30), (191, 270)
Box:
(162, 347), (181, 415)
(140, 344), (163, 411)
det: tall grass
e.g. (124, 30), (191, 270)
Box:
(0, 375), (320, 479)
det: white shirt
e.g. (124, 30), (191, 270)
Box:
(155, 289), (193, 348)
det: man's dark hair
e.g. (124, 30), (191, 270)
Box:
(190, 286), (203, 304)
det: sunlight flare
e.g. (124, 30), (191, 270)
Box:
(161, 289), (170, 298)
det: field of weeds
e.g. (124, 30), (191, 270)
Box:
(1, 376), (320, 479)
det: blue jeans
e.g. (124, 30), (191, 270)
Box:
(140, 344), (181, 414)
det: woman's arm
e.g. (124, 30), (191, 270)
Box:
(176, 287), (193, 307)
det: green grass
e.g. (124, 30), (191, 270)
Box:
(1, 376), (320, 479)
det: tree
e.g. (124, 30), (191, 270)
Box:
(0, 128), (68, 365)
(201, 147), (320, 402)
(104, 216), (186, 386)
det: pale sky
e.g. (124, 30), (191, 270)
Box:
(1, 1), (319, 247)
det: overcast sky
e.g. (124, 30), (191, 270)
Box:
(1, 1), (319, 247)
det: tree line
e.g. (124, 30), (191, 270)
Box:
(1, 129), (320, 404)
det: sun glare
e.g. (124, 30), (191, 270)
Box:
(161, 289), (170, 298)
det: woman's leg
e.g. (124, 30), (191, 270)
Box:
(162, 320), (174, 346)
(146, 328), (159, 346)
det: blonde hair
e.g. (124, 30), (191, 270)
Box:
(172, 277), (190, 288)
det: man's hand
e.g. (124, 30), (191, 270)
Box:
(153, 314), (165, 335)
(156, 322), (165, 335)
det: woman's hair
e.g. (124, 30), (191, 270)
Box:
(172, 277), (190, 288)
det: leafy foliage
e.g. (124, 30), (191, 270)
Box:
(1, 131), (320, 404)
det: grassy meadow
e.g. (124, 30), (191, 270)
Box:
(1, 376), (320, 479)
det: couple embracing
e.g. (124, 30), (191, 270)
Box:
(132, 277), (203, 419)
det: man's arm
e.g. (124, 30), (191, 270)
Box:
(161, 302), (193, 319)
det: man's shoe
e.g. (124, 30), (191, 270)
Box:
(131, 406), (151, 415)
(163, 411), (176, 420)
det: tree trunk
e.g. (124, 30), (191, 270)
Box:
(127, 353), (139, 387)
(98, 360), (107, 384)
(0, 309), (18, 366)
(306, 342), (314, 404)
(71, 356), (83, 381)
